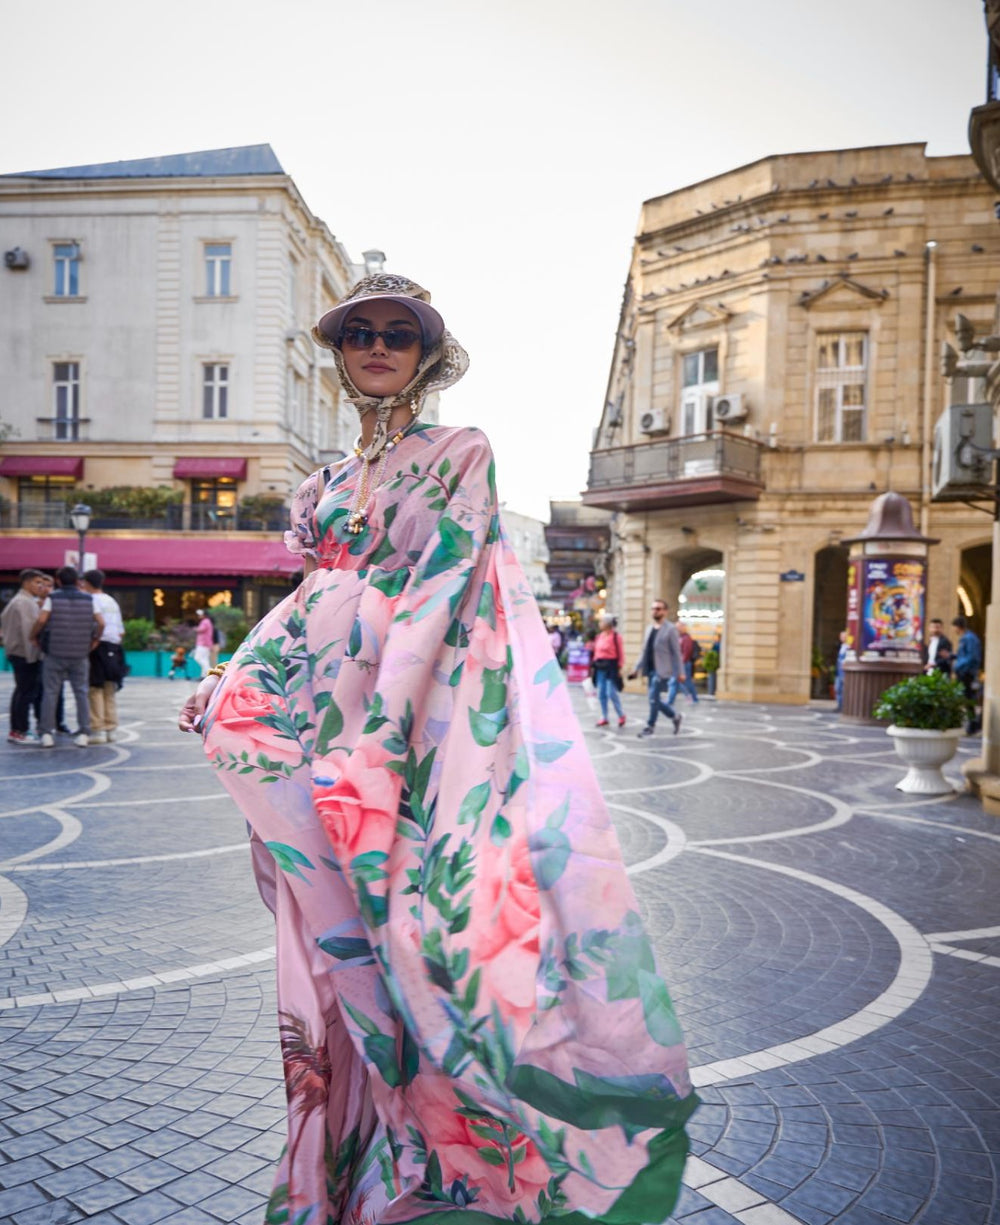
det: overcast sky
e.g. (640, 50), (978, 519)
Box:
(2, 0), (989, 519)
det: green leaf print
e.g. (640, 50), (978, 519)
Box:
(469, 706), (508, 747)
(533, 739), (572, 763)
(533, 657), (563, 697)
(505, 1063), (695, 1131)
(363, 1032), (402, 1087)
(313, 697), (344, 756)
(637, 968), (685, 1047)
(316, 934), (375, 964)
(369, 565), (408, 595)
(490, 812), (512, 844)
(507, 745), (530, 799)
(476, 581), (496, 628)
(347, 619), (363, 658)
(342, 998), (381, 1037)
(265, 843), (316, 884)
(423, 515), (474, 581)
(528, 826), (571, 889)
(456, 781), (491, 826)
(480, 667), (507, 714)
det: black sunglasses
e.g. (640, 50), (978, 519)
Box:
(338, 326), (422, 352)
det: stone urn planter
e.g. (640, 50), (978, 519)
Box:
(884, 726), (963, 794)
(873, 672), (968, 796)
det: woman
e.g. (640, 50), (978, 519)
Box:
(180, 274), (694, 1225)
(592, 615), (626, 728)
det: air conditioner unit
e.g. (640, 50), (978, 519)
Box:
(4, 247), (29, 270)
(713, 393), (747, 423)
(932, 403), (994, 501)
(639, 408), (670, 434)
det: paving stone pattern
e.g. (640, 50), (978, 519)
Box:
(0, 677), (997, 1224)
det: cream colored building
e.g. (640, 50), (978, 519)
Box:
(585, 143), (996, 704)
(0, 145), (431, 622)
(500, 507), (551, 598)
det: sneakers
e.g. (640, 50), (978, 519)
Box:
(89, 731), (108, 745)
(40, 733), (55, 748)
(7, 730), (28, 744)
(74, 733), (90, 747)
(105, 729), (116, 743)
(596, 719), (609, 727)
(672, 713), (683, 735)
(637, 726), (654, 738)
(618, 715), (627, 727)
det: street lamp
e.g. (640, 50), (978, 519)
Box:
(69, 502), (91, 571)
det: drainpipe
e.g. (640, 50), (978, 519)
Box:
(920, 240), (938, 537)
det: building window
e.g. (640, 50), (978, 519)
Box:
(53, 243), (80, 297)
(190, 477), (238, 529)
(17, 476), (76, 528)
(204, 243), (232, 297)
(53, 361), (81, 440)
(202, 363), (229, 418)
(680, 347), (719, 435)
(288, 369), (305, 436)
(816, 332), (867, 442)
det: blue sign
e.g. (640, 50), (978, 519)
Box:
(780, 569), (806, 582)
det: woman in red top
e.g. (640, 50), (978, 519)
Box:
(592, 613), (626, 727)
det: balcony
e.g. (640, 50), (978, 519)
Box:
(36, 417), (92, 442)
(584, 431), (764, 512)
(0, 503), (289, 532)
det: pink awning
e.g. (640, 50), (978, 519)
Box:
(0, 455), (83, 477)
(0, 534), (300, 577)
(173, 457), (247, 479)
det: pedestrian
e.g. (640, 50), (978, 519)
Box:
(548, 623), (562, 655)
(924, 618), (952, 676)
(592, 612), (626, 727)
(36, 572), (72, 733)
(167, 645), (189, 680)
(1, 568), (46, 743)
(667, 622), (700, 705)
(192, 609), (213, 677)
(32, 566), (104, 747)
(80, 569), (126, 744)
(179, 274), (694, 1224)
(628, 597), (684, 736)
(834, 630), (849, 712)
(951, 615), (983, 735)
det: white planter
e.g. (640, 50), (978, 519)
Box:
(886, 725), (963, 795)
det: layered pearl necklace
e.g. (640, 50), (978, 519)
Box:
(345, 406), (416, 535)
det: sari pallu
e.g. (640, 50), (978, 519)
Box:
(201, 424), (696, 1225)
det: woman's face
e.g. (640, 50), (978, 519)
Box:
(339, 300), (423, 398)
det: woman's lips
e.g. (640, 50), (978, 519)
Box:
(363, 363), (393, 372)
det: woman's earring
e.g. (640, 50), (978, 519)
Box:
(409, 400), (417, 417)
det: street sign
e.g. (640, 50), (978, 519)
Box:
(65, 550), (98, 571)
(780, 569), (806, 582)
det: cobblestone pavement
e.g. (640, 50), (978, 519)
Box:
(1, 676), (997, 1225)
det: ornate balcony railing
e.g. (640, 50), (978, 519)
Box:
(584, 431), (764, 512)
(0, 504), (289, 532)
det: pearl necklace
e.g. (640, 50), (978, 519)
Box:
(345, 415), (414, 535)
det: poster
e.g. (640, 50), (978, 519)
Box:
(859, 557), (925, 661)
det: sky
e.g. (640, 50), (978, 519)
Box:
(1, 0), (990, 520)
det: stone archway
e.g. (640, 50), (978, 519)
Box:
(959, 542), (992, 643)
(812, 545), (850, 698)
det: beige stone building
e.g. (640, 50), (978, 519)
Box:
(585, 143), (996, 704)
(0, 145), (426, 622)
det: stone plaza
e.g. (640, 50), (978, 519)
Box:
(0, 677), (997, 1225)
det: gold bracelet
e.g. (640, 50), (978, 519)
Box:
(206, 664), (228, 679)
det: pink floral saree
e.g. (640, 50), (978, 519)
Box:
(202, 424), (695, 1225)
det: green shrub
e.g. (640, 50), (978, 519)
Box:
(72, 486), (183, 518)
(210, 605), (250, 653)
(703, 648), (719, 673)
(873, 671), (967, 730)
(122, 617), (156, 651)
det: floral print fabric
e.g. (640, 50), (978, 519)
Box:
(202, 424), (695, 1225)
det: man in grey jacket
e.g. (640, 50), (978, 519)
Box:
(1, 568), (46, 743)
(628, 597), (684, 737)
(32, 566), (104, 747)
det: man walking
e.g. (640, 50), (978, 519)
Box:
(951, 616), (984, 735)
(628, 597), (684, 737)
(80, 569), (126, 744)
(1, 568), (46, 743)
(32, 566), (104, 747)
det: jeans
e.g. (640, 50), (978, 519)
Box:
(8, 655), (41, 734)
(596, 668), (624, 720)
(40, 655), (90, 735)
(646, 672), (677, 727)
(667, 661), (699, 705)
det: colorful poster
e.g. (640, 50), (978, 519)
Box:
(860, 557), (925, 660)
(845, 561), (860, 660)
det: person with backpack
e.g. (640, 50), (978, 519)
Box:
(31, 566), (104, 747)
(592, 613), (627, 727)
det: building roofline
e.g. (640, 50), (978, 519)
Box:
(1, 144), (284, 181)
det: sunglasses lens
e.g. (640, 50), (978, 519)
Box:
(383, 330), (420, 351)
(340, 327), (375, 349)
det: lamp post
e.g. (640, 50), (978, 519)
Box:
(69, 502), (91, 572)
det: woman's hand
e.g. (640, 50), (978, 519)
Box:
(178, 675), (221, 734)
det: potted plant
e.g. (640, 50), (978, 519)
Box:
(873, 671), (968, 795)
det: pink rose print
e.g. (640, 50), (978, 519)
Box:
(312, 745), (403, 867)
(471, 835), (541, 1028)
(208, 682), (302, 767)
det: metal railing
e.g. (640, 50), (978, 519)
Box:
(0, 503), (290, 532)
(588, 430), (764, 490)
(35, 417), (91, 442)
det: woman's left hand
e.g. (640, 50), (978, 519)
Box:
(178, 675), (221, 734)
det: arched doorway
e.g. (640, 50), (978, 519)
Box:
(660, 546), (725, 689)
(959, 543), (991, 643)
(812, 545), (849, 698)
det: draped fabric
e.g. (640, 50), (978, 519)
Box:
(201, 424), (695, 1225)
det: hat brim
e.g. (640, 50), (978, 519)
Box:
(316, 295), (445, 348)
